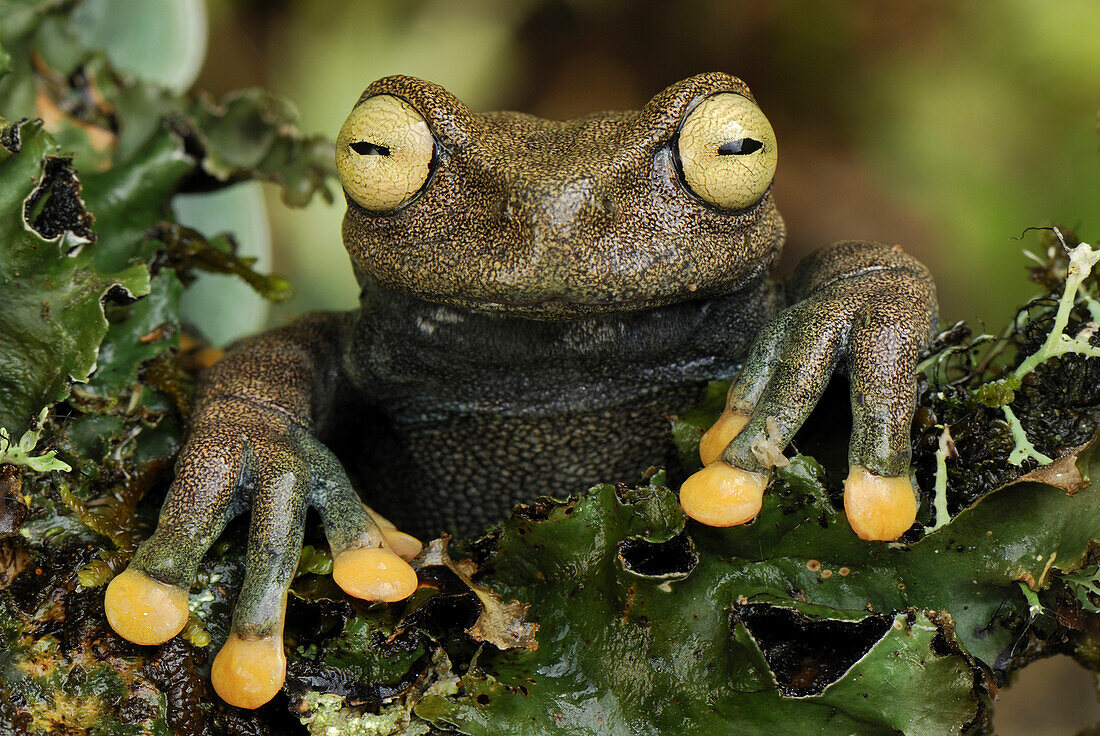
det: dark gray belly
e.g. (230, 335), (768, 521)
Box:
(331, 381), (706, 538)
(331, 283), (775, 538)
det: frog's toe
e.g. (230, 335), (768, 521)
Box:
(699, 409), (751, 466)
(307, 448), (421, 602)
(844, 466), (917, 541)
(211, 631), (287, 709)
(104, 568), (190, 645)
(843, 300), (927, 540)
(682, 304), (844, 526)
(680, 463), (769, 526)
(212, 449), (310, 708)
(107, 431), (246, 645)
(332, 547), (418, 601)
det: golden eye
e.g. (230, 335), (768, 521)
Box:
(335, 94), (435, 212)
(676, 93), (777, 210)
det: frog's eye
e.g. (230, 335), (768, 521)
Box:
(336, 94), (436, 212)
(675, 93), (777, 210)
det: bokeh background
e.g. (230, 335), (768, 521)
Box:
(80, 0), (1100, 732)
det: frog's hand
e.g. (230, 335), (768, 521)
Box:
(207, 429), (419, 710)
(104, 316), (421, 710)
(680, 241), (936, 541)
(105, 418), (421, 709)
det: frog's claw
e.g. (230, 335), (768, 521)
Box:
(680, 242), (934, 541)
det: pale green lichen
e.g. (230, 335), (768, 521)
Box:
(298, 648), (460, 736)
(1017, 581), (1045, 619)
(0, 408), (71, 473)
(1012, 239), (1100, 381)
(1060, 565), (1100, 613)
(980, 237), (1100, 468)
(300, 693), (412, 736)
(925, 426), (954, 532)
(1002, 405), (1054, 466)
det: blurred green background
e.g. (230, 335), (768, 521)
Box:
(60, 0), (1100, 732)
(191, 0), (1100, 340)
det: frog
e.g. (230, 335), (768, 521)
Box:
(103, 72), (937, 709)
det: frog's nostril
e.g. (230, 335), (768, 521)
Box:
(598, 193), (617, 218)
(497, 191), (521, 221)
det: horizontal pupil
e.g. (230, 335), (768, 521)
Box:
(717, 138), (762, 156)
(351, 141), (391, 156)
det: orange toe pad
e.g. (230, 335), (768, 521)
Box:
(844, 466), (918, 541)
(211, 632), (286, 709)
(104, 568), (189, 645)
(332, 547), (418, 602)
(680, 463), (768, 527)
(381, 529), (424, 560)
(699, 409), (751, 466)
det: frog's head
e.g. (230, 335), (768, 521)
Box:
(336, 73), (786, 319)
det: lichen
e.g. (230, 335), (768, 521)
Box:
(0, 408), (71, 473)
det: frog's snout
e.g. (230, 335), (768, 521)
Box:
(499, 176), (619, 238)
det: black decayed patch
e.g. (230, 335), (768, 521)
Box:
(733, 604), (891, 697)
(24, 156), (96, 242)
(396, 564), (482, 634)
(617, 532), (698, 579)
(0, 120), (23, 153)
(285, 652), (433, 710)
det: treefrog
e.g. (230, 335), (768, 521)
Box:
(103, 73), (937, 708)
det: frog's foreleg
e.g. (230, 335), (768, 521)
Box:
(103, 314), (421, 709)
(681, 242), (936, 541)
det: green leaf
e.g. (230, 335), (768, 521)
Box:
(188, 88), (336, 207)
(403, 448), (1100, 735)
(81, 269), (183, 397)
(0, 118), (149, 437)
(78, 131), (194, 272)
(70, 0), (207, 93)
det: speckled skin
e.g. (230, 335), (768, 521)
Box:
(125, 73), (936, 641)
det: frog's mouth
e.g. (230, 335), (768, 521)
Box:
(425, 292), (686, 319)
(396, 258), (775, 321)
